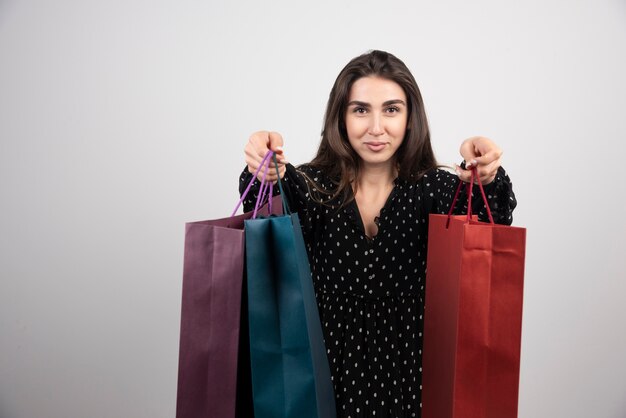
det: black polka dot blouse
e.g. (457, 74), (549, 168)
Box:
(239, 163), (517, 418)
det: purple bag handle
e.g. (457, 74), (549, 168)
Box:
(231, 151), (281, 219)
(253, 155), (273, 218)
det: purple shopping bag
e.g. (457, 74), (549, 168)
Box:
(176, 153), (280, 417)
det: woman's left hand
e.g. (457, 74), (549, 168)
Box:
(456, 136), (503, 185)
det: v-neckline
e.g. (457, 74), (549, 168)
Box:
(350, 179), (399, 242)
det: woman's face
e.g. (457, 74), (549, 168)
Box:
(345, 76), (408, 170)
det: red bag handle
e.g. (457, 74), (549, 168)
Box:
(446, 167), (495, 227)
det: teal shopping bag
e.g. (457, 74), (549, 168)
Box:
(243, 153), (336, 418)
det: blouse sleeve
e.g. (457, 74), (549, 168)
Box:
(422, 166), (517, 225)
(238, 163), (318, 236)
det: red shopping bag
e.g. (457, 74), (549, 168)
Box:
(422, 170), (526, 418)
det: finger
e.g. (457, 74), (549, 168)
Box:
(254, 168), (278, 182)
(245, 145), (265, 165)
(274, 153), (289, 164)
(268, 131), (284, 154)
(250, 161), (287, 180)
(459, 140), (478, 166)
(460, 136), (501, 169)
(247, 131), (272, 158)
(456, 164), (493, 185)
(476, 159), (500, 184)
(260, 165), (286, 182)
(245, 140), (285, 171)
(463, 160), (498, 185)
(246, 150), (276, 174)
(472, 148), (502, 166)
(455, 164), (472, 183)
(245, 150), (267, 175)
(250, 133), (287, 163)
(267, 136), (289, 164)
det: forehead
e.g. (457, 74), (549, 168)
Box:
(348, 76), (406, 102)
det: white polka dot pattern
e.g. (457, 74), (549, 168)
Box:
(239, 163), (517, 418)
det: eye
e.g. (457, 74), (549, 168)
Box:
(352, 106), (367, 114)
(385, 106), (401, 114)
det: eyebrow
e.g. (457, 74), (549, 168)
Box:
(347, 99), (407, 107)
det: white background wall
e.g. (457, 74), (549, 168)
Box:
(1, 1), (625, 417)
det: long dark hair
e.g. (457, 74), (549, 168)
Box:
(304, 50), (437, 206)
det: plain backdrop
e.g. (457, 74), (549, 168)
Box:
(1, 1), (625, 417)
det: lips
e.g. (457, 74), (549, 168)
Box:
(365, 142), (387, 152)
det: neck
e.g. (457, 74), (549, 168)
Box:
(356, 162), (396, 190)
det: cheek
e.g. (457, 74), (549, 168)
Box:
(392, 118), (408, 138)
(345, 116), (366, 138)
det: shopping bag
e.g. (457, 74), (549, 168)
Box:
(176, 152), (280, 418)
(245, 152), (337, 418)
(422, 169), (526, 418)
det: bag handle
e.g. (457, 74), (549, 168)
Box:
(252, 154), (274, 218)
(446, 167), (494, 228)
(231, 151), (291, 218)
(272, 153), (291, 215)
(252, 152), (291, 218)
(232, 150), (273, 217)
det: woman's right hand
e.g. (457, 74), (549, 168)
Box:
(245, 131), (288, 182)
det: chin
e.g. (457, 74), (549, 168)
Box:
(360, 153), (396, 166)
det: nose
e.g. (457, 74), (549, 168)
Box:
(368, 114), (384, 137)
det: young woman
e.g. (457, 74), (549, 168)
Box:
(239, 50), (516, 418)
